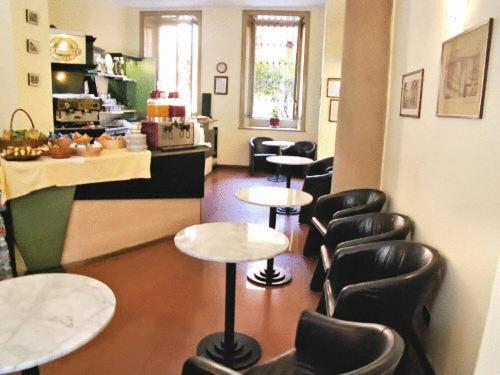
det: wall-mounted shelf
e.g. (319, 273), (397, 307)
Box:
(51, 63), (97, 72)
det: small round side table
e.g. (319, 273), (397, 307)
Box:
(235, 186), (312, 286)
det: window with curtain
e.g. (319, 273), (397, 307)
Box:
(141, 12), (201, 115)
(240, 11), (310, 130)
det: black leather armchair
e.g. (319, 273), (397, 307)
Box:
(282, 141), (317, 177)
(303, 189), (387, 257)
(298, 157), (334, 224)
(248, 137), (277, 175)
(182, 310), (404, 375)
(310, 213), (413, 292)
(318, 241), (442, 375)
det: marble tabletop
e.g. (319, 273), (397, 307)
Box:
(262, 140), (295, 148)
(267, 155), (314, 166)
(235, 187), (313, 208)
(0, 274), (116, 374)
(175, 222), (289, 263)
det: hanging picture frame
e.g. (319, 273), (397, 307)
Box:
(328, 99), (339, 123)
(327, 78), (341, 98)
(400, 69), (424, 118)
(436, 18), (493, 119)
(25, 9), (39, 25)
(214, 76), (228, 95)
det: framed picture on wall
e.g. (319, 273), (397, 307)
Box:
(328, 99), (339, 122)
(27, 73), (40, 86)
(25, 9), (39, 25)
(214, 76), (228, 95)
(436, 18), (493, 119)
(327, 78), (341, 98)
(26, 39), (40, 54)
(400, 69), (424, 118)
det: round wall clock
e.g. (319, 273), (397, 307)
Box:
(216, 62), (227, 74)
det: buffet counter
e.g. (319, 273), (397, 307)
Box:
(1, 147), (206, 274)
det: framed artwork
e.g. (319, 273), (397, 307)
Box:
(26, 9), (39, 25)
(26, 39), (40, 54)
(214, 76), (228, 95)
(436, 18), (493, 119)
(327, 78), (341, 98)
(27, 73), (40, 86)
(328, 99), (339, 123)
(400, 69), (424, 118)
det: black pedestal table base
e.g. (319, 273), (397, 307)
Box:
(247, 207), (292, 286)
(22, 366), (40, 375)
(267, 175), (286, 182)
(277, 207), (299, 215)
(247, 262), (292, 286)
(199, 262), (261, 369)
(197, 332), (261, 370)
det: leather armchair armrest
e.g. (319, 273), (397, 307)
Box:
(315, 193), (345, 223)
(302, 173), (332, 197)
(323, 215), (373, 250)
(295, 310), (347, 358)
(182, 357), (240, 375)
(332, 200), (384, 220)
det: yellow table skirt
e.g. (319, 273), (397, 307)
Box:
(0, 149), (151, 204)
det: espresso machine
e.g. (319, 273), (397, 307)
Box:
(53, 94), (105, 137)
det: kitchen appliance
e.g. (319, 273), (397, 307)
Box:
(52, 94), (105, 137)
(141, 120), (195, 150)
(53, 95), (101, 127)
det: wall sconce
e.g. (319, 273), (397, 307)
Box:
(447, 0), (469, 36)
(55, 72), (67, 82)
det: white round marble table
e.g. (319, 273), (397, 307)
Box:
(175, 222), (289, 370)
(0, 273), (116, 375)
(266, 155), (314, 215)
(235, 187), (312, 286)
(262, 140), (295, 182)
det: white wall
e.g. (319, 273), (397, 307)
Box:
(474, 258), (500, 374)
(0, 0), (53, 134)
(316, 0), (344, 159)
(48, 0), (131, 53)
(382, 0), (500, 374)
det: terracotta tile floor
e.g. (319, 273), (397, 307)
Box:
(41, 167), (319, 375)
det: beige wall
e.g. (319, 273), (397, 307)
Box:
(316, 0), (345, 160)
(332, 0), (392, 192)
(474, 259), (500, 374)
(382, 0), (500, 373)
(48, 0), (131, 53)
(0, 0), (53, 134)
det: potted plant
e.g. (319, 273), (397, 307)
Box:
(270, 108), (280, 128)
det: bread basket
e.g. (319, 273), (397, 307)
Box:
(0, 109), (48, 151)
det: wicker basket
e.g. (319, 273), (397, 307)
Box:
(0, 109), (48, 151)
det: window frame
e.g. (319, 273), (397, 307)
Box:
(239, 10), (310, 131)
(139, 10), (202, 115)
